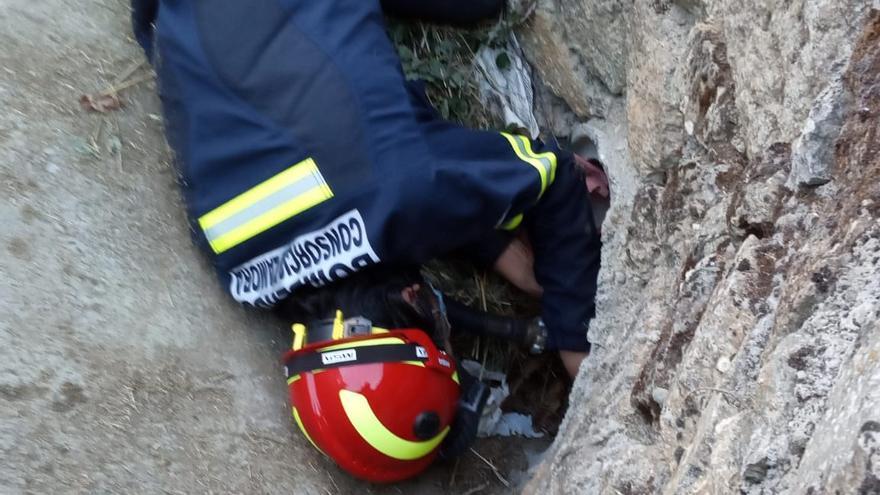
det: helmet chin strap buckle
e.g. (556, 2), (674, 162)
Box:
(342, 316), (374, 337)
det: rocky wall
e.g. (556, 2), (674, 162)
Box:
(517, 1), (880, 493)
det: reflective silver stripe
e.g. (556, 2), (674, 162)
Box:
(514, 136), (552, 175)
(503, 133), (554, 195)
(202, 173), (324, 243)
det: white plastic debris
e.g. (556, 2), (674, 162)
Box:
(460, 360), (544, 439)
(491, 412), (544, 438)
(474, 34), (540, 138)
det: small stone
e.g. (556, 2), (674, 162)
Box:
(788, 78), (848, 188)
(652, 387), (669, 406)
(743, 459), (770, 484)
(685, 120), (695, 135)
(674, 446), (685, 463)
(716, 356), (731, 373)
(46, 163), (60, 174)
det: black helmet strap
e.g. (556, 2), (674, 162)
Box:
(284, 343), (430, 377)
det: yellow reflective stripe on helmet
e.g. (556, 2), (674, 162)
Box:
(198, 158), (333, 254)
(500, 132), (557, 199)
(323, 335), (422, 366)
(287, 374), (301, 385)
(500, 213), (524, 231)
(292, 407), (324, 455)
(316, 335), (424, 366)
(321, 337), (405, 351)
(339, 389), (449, 460)
(451, 371), (459, 384)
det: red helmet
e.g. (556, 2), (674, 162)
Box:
(282, 311), (460, 483)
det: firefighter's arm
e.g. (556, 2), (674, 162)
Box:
(524, 151), (601, 354)
(380, 0), (504, 25)
(493, 236), (543, 298)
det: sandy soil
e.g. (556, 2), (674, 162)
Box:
(0, 0), (547, 493)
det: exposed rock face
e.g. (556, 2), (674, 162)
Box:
(519, 1), (880, 493)
(517, 0), (628, 118)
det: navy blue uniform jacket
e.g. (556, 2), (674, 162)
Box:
(133, 0), (601, 352)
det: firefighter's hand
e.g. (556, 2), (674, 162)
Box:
(493, 236), (543, 298)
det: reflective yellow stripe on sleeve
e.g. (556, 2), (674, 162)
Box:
(522, 137), (558, 185)
(500, 213), (524, 231)
(500, 132), (557, 199)
(198, 158), (333, 254)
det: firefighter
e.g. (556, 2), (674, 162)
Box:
(133, 0), (604, 462)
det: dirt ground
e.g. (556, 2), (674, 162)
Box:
(0, 0), (550, 493)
